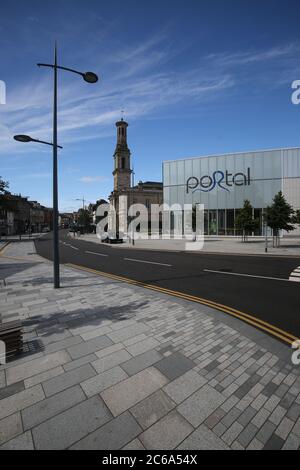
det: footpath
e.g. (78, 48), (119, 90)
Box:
(0, 241), (299, 450)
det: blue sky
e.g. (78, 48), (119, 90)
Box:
(1, 0), (300, 211)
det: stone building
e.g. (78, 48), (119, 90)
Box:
(108, 119), (163, 235)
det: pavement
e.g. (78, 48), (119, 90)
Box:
(77, 233), (300, 257)
(0, 241), (299, 450)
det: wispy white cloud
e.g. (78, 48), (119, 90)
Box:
(1, 38), (299, 157)
(78, 176), (109, 183)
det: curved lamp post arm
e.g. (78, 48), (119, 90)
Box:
(31, 138), (63, 149)
(38, 63), (84, 77)
(37, 64), (98, 83)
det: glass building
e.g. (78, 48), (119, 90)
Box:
(163, 148), (300, 236)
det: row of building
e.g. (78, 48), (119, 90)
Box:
(108, 118), (300, 237)
(0, 195), (53, 236)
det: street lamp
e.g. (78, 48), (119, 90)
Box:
(14, 44), (99, 288)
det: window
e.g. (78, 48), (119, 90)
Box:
(121, 158), (125, 169)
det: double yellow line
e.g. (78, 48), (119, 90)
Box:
(66, 262), (299, 347)
(0, 241), (10, 255)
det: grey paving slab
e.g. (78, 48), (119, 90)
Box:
(123, 438), (145, 450)
(0, 371), (5, 389)
(63, 353), (98, 372)
(0, 381), (25, 400)
(130, 390), (175, 430)
(0, 384), (45, 420)
(121, 349), (163, 376)
(44, 335), (83, 354)
(0, 412), (23, 445)
(126, 337), (160, 356)
(32, 395), (112, 450)
(81, 366), (128, 397)
(177, 424), (230, 450)
(139, 410), (193, 450)
(178, 385), (226, 427)
(107, 323), (149, 343)
(92, 349), (132, 374)
(67, 335), (113, 360)
(163, 369), (207, 404)
(5, 351), (71, 385)
(264, 433), (285, 450)
(22, 385), (86, 430)
(42, 363), (96, 397)
(0, 431), (34, 450)
(154, 352), (196, 381)
(24, 366), (64, 388)
(71, 411), (142, 450)
(101, 367), (168, 416)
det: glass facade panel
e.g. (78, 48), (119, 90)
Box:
(209, 210), (217, 235)
(218, 209), (226, 235)
(226, 209), (235, 235)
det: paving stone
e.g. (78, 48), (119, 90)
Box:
(275, 416), (295, 440)
(155, 352), (196, 381)
(42, 363), (96, 397)
(0, 384), (45, 420)
(92, 349), (132, 374)
(237, 422), (258, 448)
(256, 420), (277, 444)
(247, 438), (264, 450)
(94, 343), (124, 359)
(39, 329), (71, 346)
(24, 366), (64, 388)
(107, 323), (149, 343)
(178, 385), (226, 427)
(0, 412), (23, 445)
(32, 395), (112, 450)
(222, 422), (244, 446)
(67, 335), (113, 360)
(140, 410), (193, 450)
(282, 433), (300, 450)
(163, 369), (207, 404)
(81, 366), (128, 397)
(5, 351), (71, 385)
(178, 424), (229, 450)
(130, 390), (175, 430)
(122, 349), (163, 376)
(123, 438), (145, 450)
(101, 367), (168, 416)
(44, 335), (83, 354)
(22, 385), (86, 430)
(71, 411), (142, 450)
(63, 353), (98, 372)
(264, 433), (285, 450)
(0, 431), (34, 450)
(0, 381), (25, 400)
(80, 325), (112, 341)
(126, 337), (160, 356)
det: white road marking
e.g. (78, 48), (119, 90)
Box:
(204, 269), (291, 282)
(85, 251), (108, 257)
(289, 266), (300, 282)
(69, 245), (79, 251)
(124, 257), (172, 267)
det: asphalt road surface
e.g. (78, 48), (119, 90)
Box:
(35, 231), (300, 342)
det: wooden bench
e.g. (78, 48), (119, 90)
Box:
(0, 320), (23, 361)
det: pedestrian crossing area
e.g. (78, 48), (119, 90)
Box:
(289, 266), (300, 282)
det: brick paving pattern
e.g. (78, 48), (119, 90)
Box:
(0, 241), (299, 450)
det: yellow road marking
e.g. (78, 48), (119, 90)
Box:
(0, 241), (10, 255)
(65, 262), (299, 347)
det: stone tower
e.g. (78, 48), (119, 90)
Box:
(113, 119), (132, 192)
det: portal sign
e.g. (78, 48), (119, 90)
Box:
(186, 168), (251, 193)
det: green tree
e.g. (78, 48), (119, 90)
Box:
(235, 200), (259, 242)
(264, 191), (295, 247)
(0, 177), (10, 210)
(77, 208), (92, 234)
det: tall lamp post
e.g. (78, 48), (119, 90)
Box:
(14, 44), (98, 288)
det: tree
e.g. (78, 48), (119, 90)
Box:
(0, 177), (10, 211)
(264, 191), (295, 247)
(77, 209), (92, 234)
(235, 200), (259, 242)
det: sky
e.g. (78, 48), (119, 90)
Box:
(1, 0), (300, 211)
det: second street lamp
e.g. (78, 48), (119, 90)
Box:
(14, 44), (99, 289)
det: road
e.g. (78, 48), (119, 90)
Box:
(35, 231), (300, 343)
